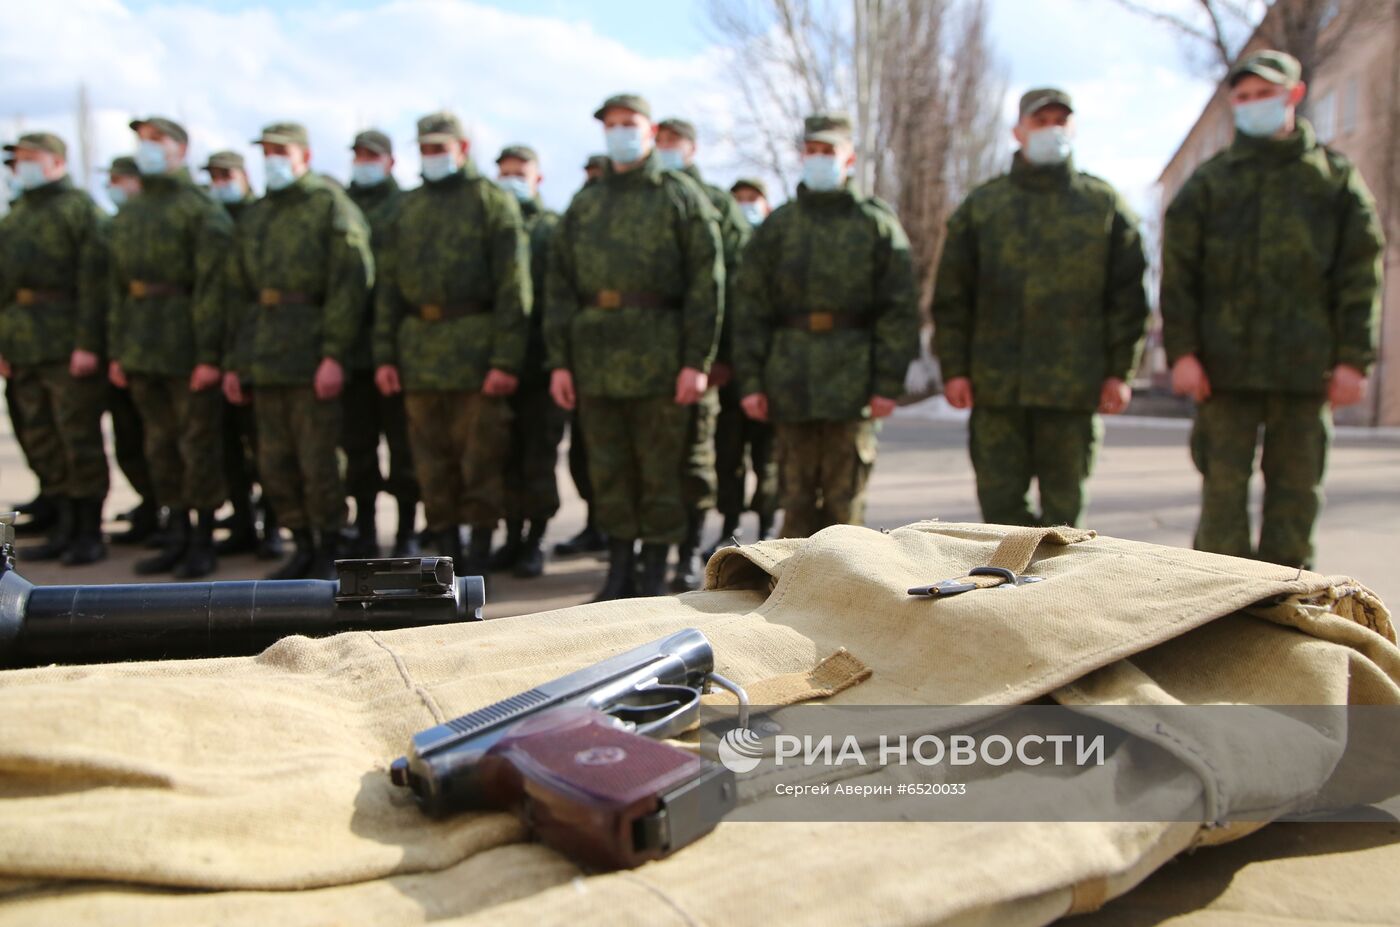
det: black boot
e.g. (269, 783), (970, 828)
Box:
(391, 495), (421, 557)
(60, 497), (107, 566)
(346, 495), (379, 558)
(112, 498), (159, 546)
(758, 512), (778, 541)
(13, 493), (58, 535)
(135, 509), (191, 575)
(489, 518), (524, 571)
(174, 509), (218, 579)
(670, 509), (707, 592)
(462, 524), (494, 576)
(638, 542), (671, 597)
(256, 503), (285, 560)
(25, 496), (74, 561)
(592, 539), (637, 603)
(144, 507), (172, 549)
(307, 529), (340, 581)
(266, 528), (315, 580)
(215, 493), (258, 555)
(434, 526), (464, 566)
(555, 510), (608, 556)
(513, 519), (547, 579)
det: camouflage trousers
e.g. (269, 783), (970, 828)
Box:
(579, 394), (690, 544)
(504, 384), (567, 524)
(255, 386), (343, 532)
(341, 371), (418, 505)
(1190, 391), (1330, 569)
(108, 385), (153, 501)
(222, 394), (258, 504)
(775, 419), (877, 539)
(128, 374), (223, 511)
(7, 363), (109, 500)
(566, 412), (593, 504)
(969, 405), (1102, 528)
(681, 388), (720, 511)
(404, 390), (511, 531)
(715, 382), (778, 521)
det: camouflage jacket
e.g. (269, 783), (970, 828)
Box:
(108, 168), (232, 376)
(227, 171), (373, 386)
(734, 183), (918, 423)
(681, 164), (751, 365)
(373, 161), (529, 392)
(1161, 119), (1384, 395)
(348, 176), (405, 372)
(932, 154), (1149, 413)
(219, 192), (258, 375)
(545, 150), (723, 399)
(0, 176), (109, 366)
(519, 195), (560, 388)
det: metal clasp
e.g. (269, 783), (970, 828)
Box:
(420, 303), (443, 321)
(258, 288), (282, 307)
(907, 566), (1045, 598)
(596, 289), (622, 309)
(129, 280), (150, 299)
(809, 311), (835, 332)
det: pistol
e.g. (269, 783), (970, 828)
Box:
(389, 628), (747, 868)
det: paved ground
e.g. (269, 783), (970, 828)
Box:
(5, 398), (1399, 614)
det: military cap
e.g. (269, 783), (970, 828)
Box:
(657, 118), (697, 141)
(109, 155), (139, 177)
(803, 113), (852, 145)
(252, 121), (310, 147)
(1229, 49), (1302, 87)
(496, 144), (538, 164)
(593, 93), (651, 121)
(4, 132), (67, 158)
(584, 154), (610, 170)
(129, 116), (188, 144)
(351, 129), (392, 156)
(202, 150), (245, 172)
(1017, 88), (1074, 119)
(731, 177), (768, 199)
(416, 111), (466, 144)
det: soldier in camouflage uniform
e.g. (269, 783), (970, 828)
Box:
(0, 132), (111, 565)
(373, 113), (529, 575)
(346, 129), (419, 558)
(1162, 52), (1384, 569)
(933, 90), (1149, 529)
(109, 116), (232, 578)
(583, 154), (609, 187)
(491, 143), (563, 578)
(546, 93), (724, 600)
(736, 114), (918, 539)
(225, 122), (373, 580)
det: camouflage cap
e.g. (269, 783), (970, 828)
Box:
(4, 132), (67, 158)
(657, 118), (696, 141)
(803, 113), (852, 145)
(203, 150), (245, 172)
(496, 144), (538, 164)
(251, 122), (310, 147)
(109, 155), (140, 177)
(584, 154), (610, 171)
(416, 111), (465, 144)
(1018, 88), (1074, 119)
(129, 116), (189, 144)
(1229, 49), (1302, 87)
(593, 93), (651, 121)
(730, 177), (768, 199)
(351, 129), (393, 156)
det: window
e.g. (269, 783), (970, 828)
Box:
(1313, 91), (1337, 142)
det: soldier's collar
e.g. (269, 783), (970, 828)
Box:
(142, 166), (195, 192)
(1227, 117), (1316, 164)
(609, 149), (665, 186)
(25, 174), (74, 197)
(1009, 152), (1073, 190)
(795, 180), (858, 204)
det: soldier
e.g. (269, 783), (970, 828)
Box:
(932, 90), (1149, 529)
(108, 116), (232, 578)
(1162, 51), (1384, 569)
(706, 176), (779, 559)
(583, 154), (609, 186)
(492, 143), (563, 578)
(346, 128), (419, 558)
(373, 112), (528, 575)
(545, 93), (723, 600)
(224, 122), (372, 580)
(206, 150), (254, 216)
(0, 132), (111, 564)
(736, 113), (919, 538)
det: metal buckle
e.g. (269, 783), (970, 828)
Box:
(258, 288), (281, 307)
(420, 303), (443, 322)
(596, 289), (622, 310)
(809, 311), (835, 333)
(907, 566), (1045, 598)
(129, 280), (149, 299)
(14, 288), (35, 306)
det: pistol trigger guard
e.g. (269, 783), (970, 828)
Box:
(611, 684), (701, 738)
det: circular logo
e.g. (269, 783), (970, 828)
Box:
(574, 745), (627, 766)
(717, 727), (765, 774)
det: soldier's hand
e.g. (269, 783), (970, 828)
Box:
(375, 365), (402, 396)
(741, 392), (769, 422)
(314, 357), (345, 401)
(190, 363), (222, 392)
(1329, 364), (1367, 408)
(550, 369), (576, 411)
(710, 362), (733, 389)
(482, 368), (519, 397)
(674, 367), (708, 405)
(69, 349), (100, 379)
(1098, 378), (1131, 415)
(0, 356), (10, 379)
(944, 377), (973, 410)
(108, 361), (128, 389)
(222, 372), (247, 405)
(869, 395), (898, 419)
(1170, 355), (1211, 404)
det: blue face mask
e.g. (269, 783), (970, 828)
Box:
(739, 201), (765, 226)
(497, 176), (532, 202)
(1023, 126), (1072, 166)
(6, 173), (23, 201)
(107, 184), (129, 207)
(801, 154), (843, 192)
(351, 161), (388, 187)
(421, 153), (457, 183)
(135, 139), (170, 176)
(264, 155), (297, 191)
(15, 161), (49, 191)
(656, 147), (686, 171)
(211, 181), (243, 204)
(604, 126), (646, 165)
(1233, 93), (1290, 138)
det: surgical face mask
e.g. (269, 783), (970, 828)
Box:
(264, 155), (297, 191)
(1023, 125), (1072, 166)
(497, 176), (532, 202)
(421, 153), (458, 183)
(6, 173), (22, 202)
(351, 161), (388, 187)
(211, 181), (243, 204)
(135, 139), (171, 175)
(656, 147), (686, 171)
(739, 201), (765, 226)
(15, 161), (49, 190)
(107, 184), (130, 207)
(1233, 93), (1290, 138)
(604, 126), (646, 165)
(801, 154), (843, 192)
